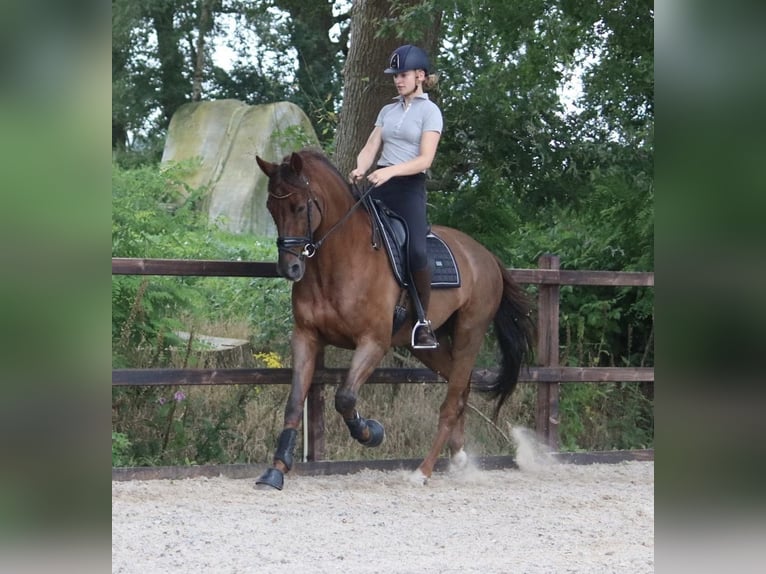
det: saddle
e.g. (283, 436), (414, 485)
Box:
(364, 197), (461, 336)
(367, 199), (461, 289)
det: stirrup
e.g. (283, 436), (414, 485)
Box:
(411, 319), (438, 349)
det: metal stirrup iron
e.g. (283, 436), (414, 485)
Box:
(411, 319), (438, 349)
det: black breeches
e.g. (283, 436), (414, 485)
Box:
(372, 172), (429, 273)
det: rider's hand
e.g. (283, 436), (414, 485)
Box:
(348, 168), (365, 183)
(367, 167), (394, 187)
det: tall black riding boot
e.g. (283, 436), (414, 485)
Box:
(411, 267), (438, 349)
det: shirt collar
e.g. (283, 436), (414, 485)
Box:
(392, 93), (430, 103)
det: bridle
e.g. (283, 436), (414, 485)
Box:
(268, 174), (377, 260)
(268, 174), (322, 259)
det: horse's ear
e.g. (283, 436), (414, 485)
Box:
(289, 152), (303, 175)
(256, 155), (278, 178)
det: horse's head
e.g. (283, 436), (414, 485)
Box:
(256, 152), (323, 282)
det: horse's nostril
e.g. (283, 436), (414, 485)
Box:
(284, 262), (304, 282)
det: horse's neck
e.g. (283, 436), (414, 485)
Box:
(310, 204), (376, 282)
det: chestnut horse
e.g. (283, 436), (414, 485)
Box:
(254, 149), (534, 490)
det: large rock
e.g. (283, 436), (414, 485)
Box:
(161, 99), (319, 236)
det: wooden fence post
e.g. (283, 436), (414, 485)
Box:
(536, 254), (560, 451)
(306, 349), (326, 461)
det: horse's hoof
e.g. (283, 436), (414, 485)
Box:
(255, 467), (284, 490)
(409, 469), (429, 486)
(450, 449), (469, 471)
(361, 419), (385, 447)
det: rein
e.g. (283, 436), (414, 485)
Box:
(270, 178), (378, 259)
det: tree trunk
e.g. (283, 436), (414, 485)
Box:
(192, 0), (214, 102)
(151, 3), (188, 128)
(112, 120), (128, 151)
(334, 0), (441, 175)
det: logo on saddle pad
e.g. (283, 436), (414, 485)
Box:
(369, 199), (461, 289)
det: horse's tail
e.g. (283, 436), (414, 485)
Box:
(486, 258), (536, 420)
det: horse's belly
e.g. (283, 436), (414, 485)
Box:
(295, 303), (391, 349)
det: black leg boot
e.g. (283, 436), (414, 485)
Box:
(411, 267), (438, 349)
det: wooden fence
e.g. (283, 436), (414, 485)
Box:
(112, 254), (654, 459)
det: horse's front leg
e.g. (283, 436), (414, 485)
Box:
(334, 339), (388, 448)
(255, 330), (319, 491)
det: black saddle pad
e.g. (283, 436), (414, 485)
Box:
(369, 199), (460, 289)
(428, 234), (461, 287)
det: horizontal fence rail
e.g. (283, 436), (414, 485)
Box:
(112, 367), (654, 386)
(112, 254), (654, 458)
(112, 257), (281, 278)
(112, 257), (654, 286)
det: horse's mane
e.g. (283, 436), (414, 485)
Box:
(290, 148), (349, 193)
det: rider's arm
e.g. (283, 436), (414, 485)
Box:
(349, 126), (383, 181)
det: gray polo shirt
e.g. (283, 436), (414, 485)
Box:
(375, 93), (443, 169)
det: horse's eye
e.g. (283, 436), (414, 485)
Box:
(294, 204), (305, 214)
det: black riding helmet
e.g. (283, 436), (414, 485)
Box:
(384, 45), (430, 75)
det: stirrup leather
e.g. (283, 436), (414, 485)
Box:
(411, 319), (438, 349)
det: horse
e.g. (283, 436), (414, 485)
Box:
(254, 148), (535, 490)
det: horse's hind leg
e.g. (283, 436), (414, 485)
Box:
(447, 390), (470, 470)
(410, 341), (466, 467)
(411, 328), (486, 484)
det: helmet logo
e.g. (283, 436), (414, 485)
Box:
(390, 52), (400, 70)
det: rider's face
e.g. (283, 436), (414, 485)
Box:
(393, 70), (423, 95)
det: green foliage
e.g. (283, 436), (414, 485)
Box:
(272, 125), (319, 154)
(112, 158), (296, 466)
(112, 159), (206, 258)
(112, 432), (135, 467)
(112, 160), (292, 368)
(559, 383), (654, 451)
(112, 385), (274, 466)
(112, 0), (346, 152)
(112, 160), (202, 363)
